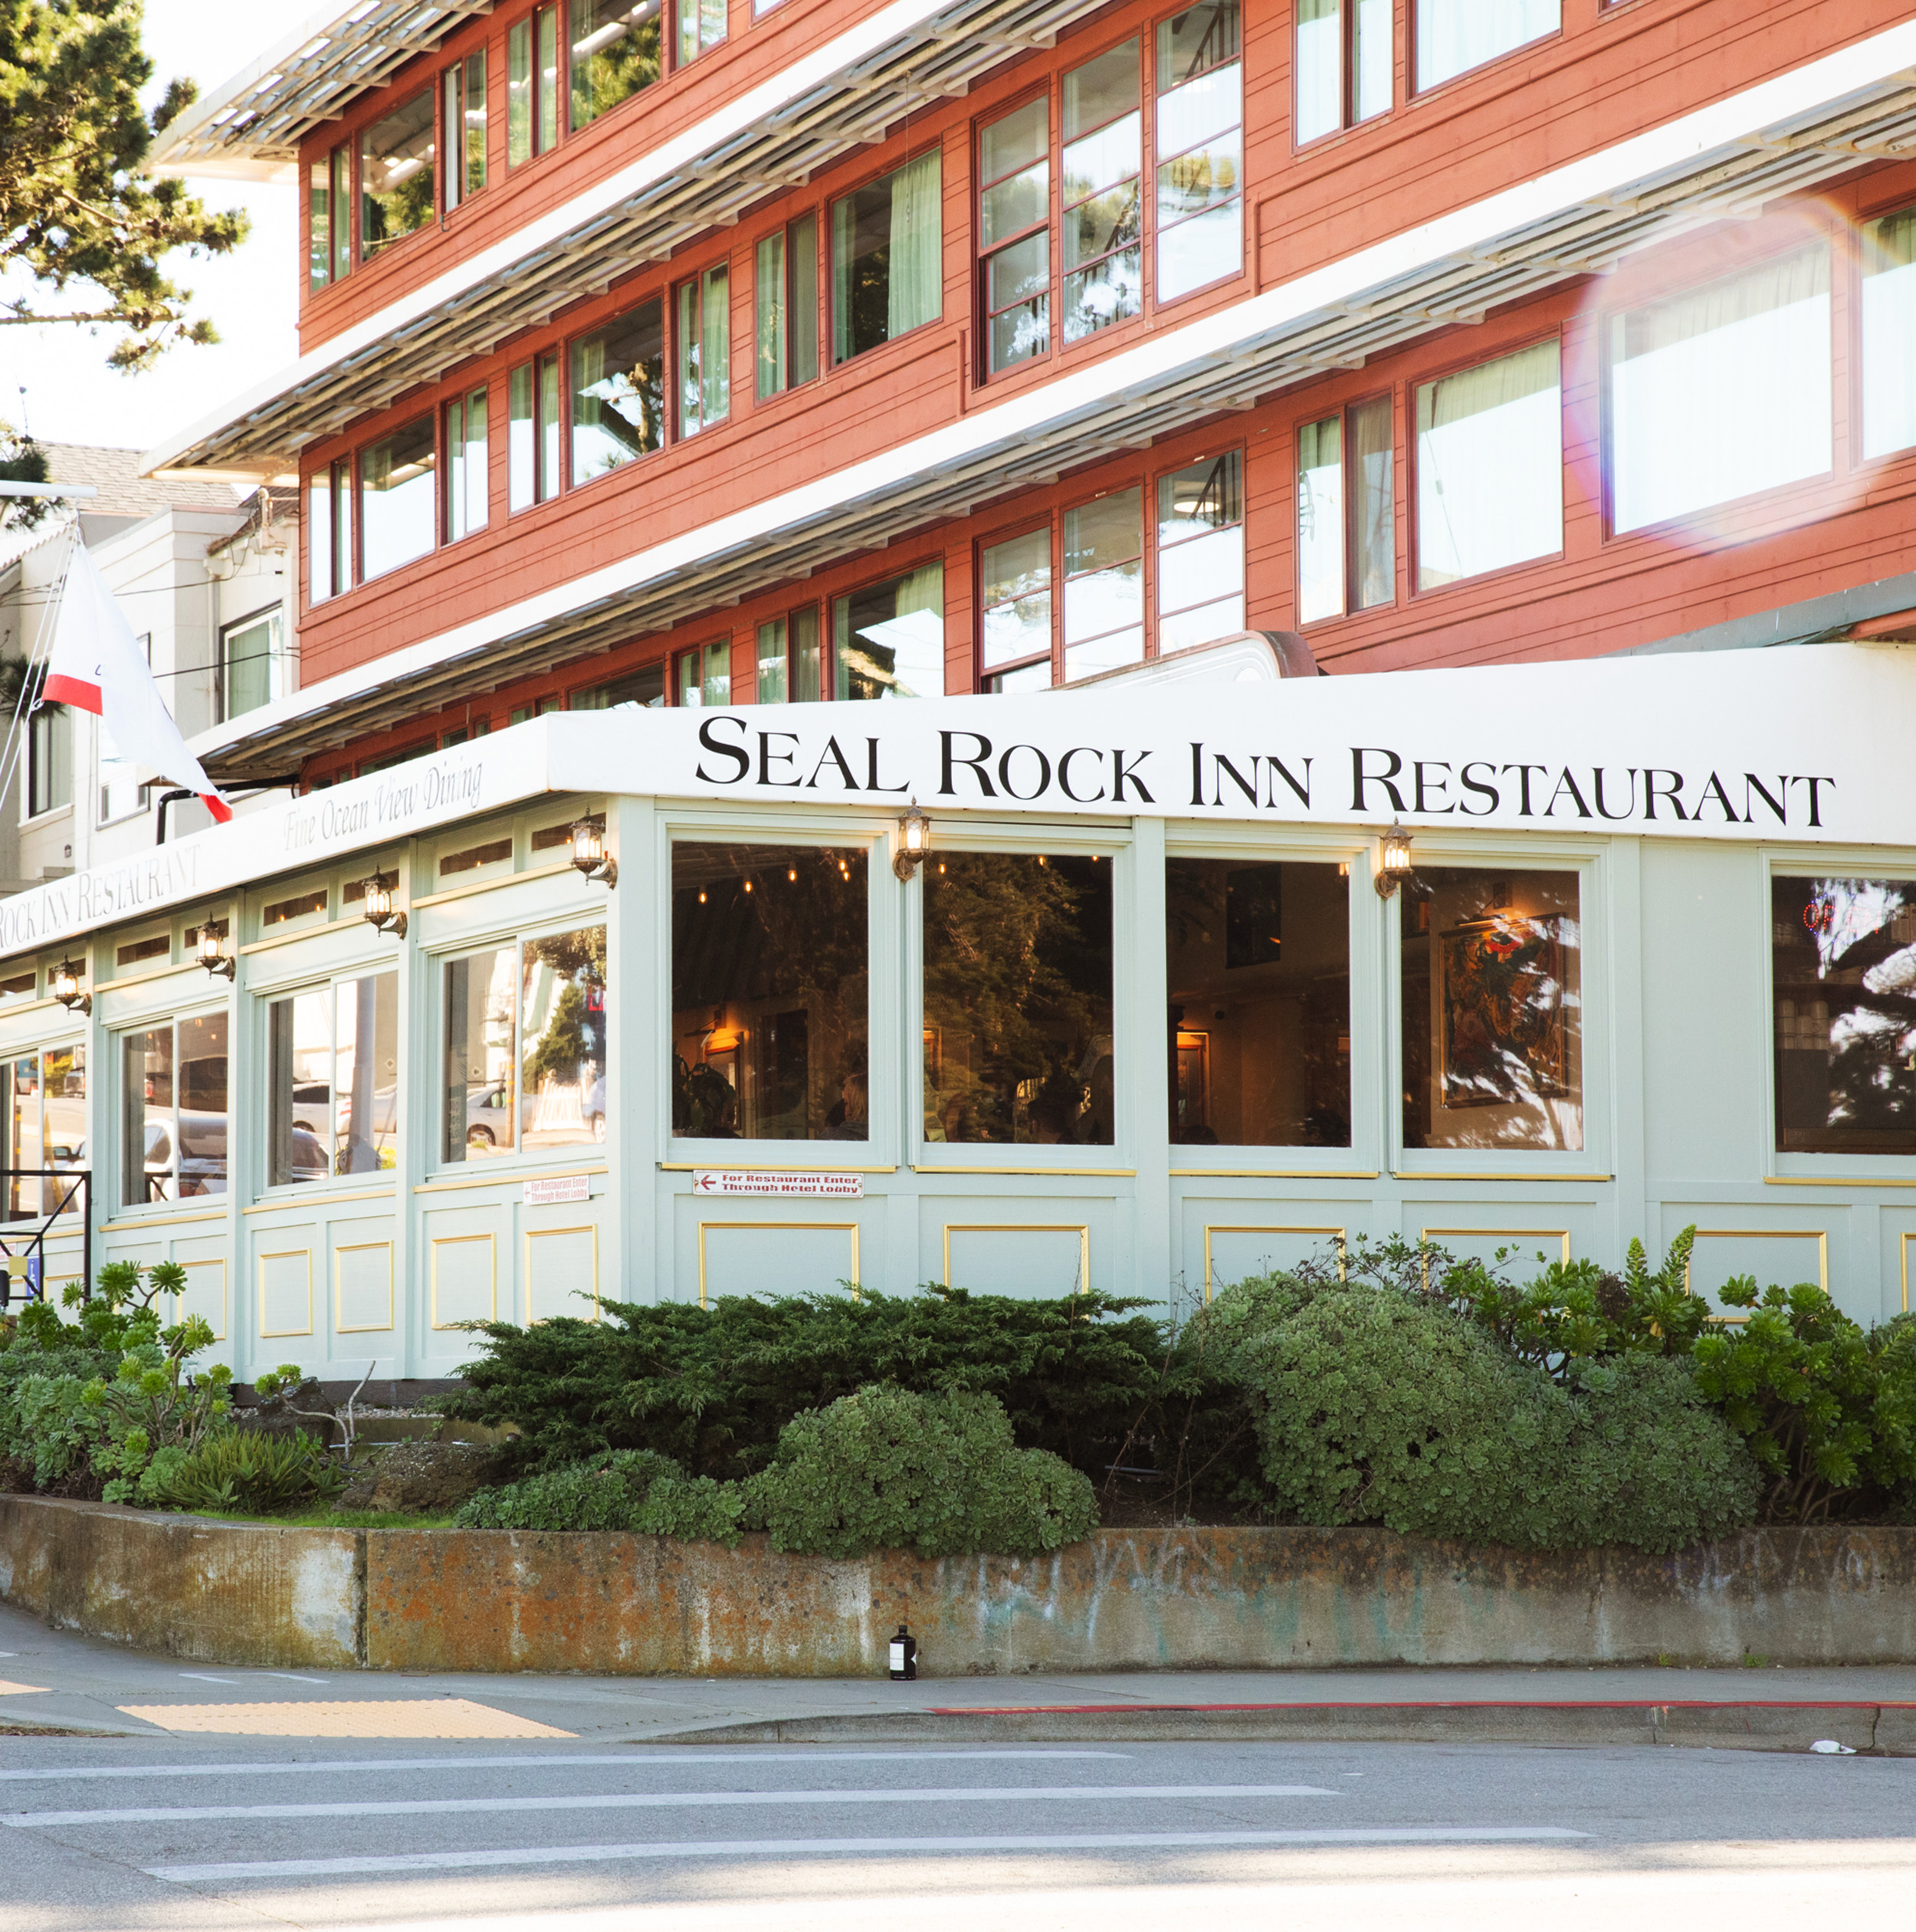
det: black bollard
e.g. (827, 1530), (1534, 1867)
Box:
(888, 1622), (917, 1681)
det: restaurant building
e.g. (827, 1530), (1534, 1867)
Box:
(4, 0), (1916, 1378)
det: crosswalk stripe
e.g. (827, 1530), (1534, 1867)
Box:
(0, 1750), (1127, 1784)
(6, 1783), (1337, 1829)
(145, 1826), (1590, 1882)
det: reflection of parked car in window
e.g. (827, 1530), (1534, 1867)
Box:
(466, 1083), (510, 1149)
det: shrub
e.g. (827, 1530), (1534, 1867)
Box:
(746, 1385), (1098, 1559)
(456, 1448), (750, 1545)
(1209, 1276), (1760, 1553)
(151, 1428), (346, 1516)
(445, 1284), (1170, 1481)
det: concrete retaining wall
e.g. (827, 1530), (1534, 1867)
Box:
(5, 1495), (1914, 1674)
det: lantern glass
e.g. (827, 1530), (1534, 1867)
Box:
(363, 877), (392, 924)
(572, 819), (605, 871)
(54, 965), (80, 1004)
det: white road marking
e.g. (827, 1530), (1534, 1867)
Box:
(176, 1675), (241, 1685)
(0, 1749), (1127, 1783)
(6, 1783), (1336, 1828)
(146, 1827), (1589, 1882)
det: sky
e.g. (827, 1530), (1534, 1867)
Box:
(3, 0), (305, 456)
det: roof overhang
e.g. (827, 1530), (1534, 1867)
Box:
(186, 21), (1916, 786)
(143, 0), (1114, 477)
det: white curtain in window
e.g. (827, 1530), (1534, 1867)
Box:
(1610, 244), (1830, 533)
(1416, 0), (1558, 92)
(1295, 0), (1340, 144)
(1297, 415), (1343, 622)
(887, 152), (943, 339)
(1416, 339), (1561, 589)
(1862, 212), (1916, 459)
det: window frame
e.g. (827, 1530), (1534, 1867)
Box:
(828, 144), (946, 369)
(261, 966), (402, 1194)
(830, 557), (947, 700)
(975, 518), (1057, 691)
(1153, 444), (1247, 657)
(1294, 392), (1398, 625)
(434, 911), (612, 1174)
(1853, 187), (1916, 474)
(443, 48), (488, 212)
(1409, 0), (1563, 101)
(1385, 835), (1609, 1182)
(1294, 0), (1393, 149)
(753, 212), (822, 401)
(1151, 0), (1246, 307)
(356, 411), (441, 585)
(976, 89), (1054, 382)
(1409, 329), (1566, 599)
(26, 700), (71, 822)
(217, 602), (282, 727)
(116, 1005), (231, 1214)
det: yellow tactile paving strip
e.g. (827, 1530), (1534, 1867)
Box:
(115, 1698), (576, 1739)
(0, 1681), (51, 1696)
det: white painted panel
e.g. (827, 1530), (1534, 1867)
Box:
(177, 1258), (228, 1340)
(1417, 1226), (1573, 1274)
(527, 1225), (598, 1323)
(431, 1233), (496, 1328)
(1685, 1228), (1827, 1314)
(943, 1225), (1087, 1297)
(335, 1242), (395, 1333)
(258, 1248), (313, 1337)
(1202, 1223), (1346, 1297)
(699, 1222), (858, 1304)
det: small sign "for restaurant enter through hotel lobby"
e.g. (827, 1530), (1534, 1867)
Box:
(693, 1171), (864, 1199)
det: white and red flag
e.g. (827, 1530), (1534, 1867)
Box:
(42, 540), (231, 825)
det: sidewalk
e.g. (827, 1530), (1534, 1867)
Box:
(5, 1598), (1914, 1752)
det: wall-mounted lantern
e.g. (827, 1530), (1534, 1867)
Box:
(571, 815), (618, 888)
(196, 922), (235, 980)
(1373, 821), (1416, 900)
(51, 960), (90, 1015)
(892, 802), (931, 883)
(362, 871), (408, 939)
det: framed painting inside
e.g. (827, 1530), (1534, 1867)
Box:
(1439, 916), (1570, 1110)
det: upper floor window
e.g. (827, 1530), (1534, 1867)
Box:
(832, 152), (942, 365)
(359, 87), (436, 259)
(1415, 339), (1561, 590)
(309, 461), (353, 604)
(571, 298), (664, 481)
(756, 608), (822, 701)
(28, 703), (71, 818)
(1298, 396), (1394, 622)
(309, 144), (351, 289)
(219, 606), (280, 723)
(676, 264), (730, 437)
(755, 213), (819, 399)
(979, 529), (1052, 693)
(1608, 244), (1830, 536)
(1415, 0), (1559, 94)
(571, 1), (662, 132)
(1064, 487), (1144, 679)
(1296, 0), (1389, 143)
(1156, 451), (1244, 653)
(359, 415), (438, 582)
(1155, 0), (1242, 302)
(676, 0), (725, 66)
(1062, 39), (1142, 343)
(980, 97), (1049, 376)
(509, 351), (563, 509)
(508, 6), (559, 163)
(1859, 208), (1916, 461)
(677, 640), (732, 707)
(446, 385), (490, 542)
(834, 564), (944, 700)
(444, 51), (488, 209)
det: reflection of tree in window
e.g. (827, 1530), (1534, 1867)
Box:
(924, 853), (1114, 1144)
(520, 927), (609, 1150)
(671, 846), (868, 1141)
(1773, 876), (1916, 1155)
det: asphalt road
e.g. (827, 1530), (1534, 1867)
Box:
(2, 1734), (1913, 1932)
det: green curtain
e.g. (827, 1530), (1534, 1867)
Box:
(702, 265), (730, 425)
(831, 196), (856, 366)
(887, 151), (942, 339)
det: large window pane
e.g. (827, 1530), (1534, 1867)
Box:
(270, 975), (398, 1186)
(1416, 0), (1559, 93)
(122, 1026), (174, 1206)
(6, 1054), (40, 1220)
(177, 1013), (228, 1198)
(1400, 868), (1582, 1151)
(269, 989), (333, 1185)
(1157, 451), (1244, 653)
(834, 564), (943, 700)
(1415, 340), (1560, 589)
(924, 852), (1114, 1146)
(1062, 488), (1142, 679)
(220, 609), (277, 721)
(832, 152), (943, 363)
(981, 527), (1052, 677)
(308, 158), (331, 288)
(981, 97), (1050, 374)
(44, 1045), (86, 1180)
(1609, 244), (1831, 533)
(570, 1), (661, 131)
(677, 640), (730, 708)
(676, 0), (724, 65)
(1155, 1), (1242, 303)
(571, 299), (664, 482)
(520, 928), (609, 1151)
(1062, 40), (1141, 343)
(1350, 392), (1394, 608)
(756, 613), (819, 704)
(359, 414), (437, 579)
(1297, 414), (1343, 622)
(1167, 858), (1350, 1146)
(1863, 208), (1916, 459)
(1773, 877), (1916, 1156)
(444, 944), (518, 1162)
(447, 385), (488, 540)
(671, 845), (868, 1141)
(359, 88), (435, 257)
(676, 264), (730, 436)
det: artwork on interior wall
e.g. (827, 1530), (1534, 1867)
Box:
(1438, 916), (1570, 1110)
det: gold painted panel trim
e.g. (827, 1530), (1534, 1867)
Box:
(181, 1258), (227, 1343)
(941, 1222), (1090, 1293)
(1422, 1226), (1573, 1264)
(1173, 1169), (1378, 1180)
(697, 1221), (859, 1310)
(1685, 1228), (1829, 1295)
(527, 1224), (600, 1322)
(1202, 1225), (1346, 1301)
(1765, 1175), (1916, 1189)
(257, 1248), (313, 1339)
(1901, 1233), (1914, 1315)
(334, 1240), (395, 1334)
(430, 1232), (497, 1328)
(1394, 1174), (1614, 1185)
(246, 1185), (396, 1215)
(415, 1164), (608, 1195)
